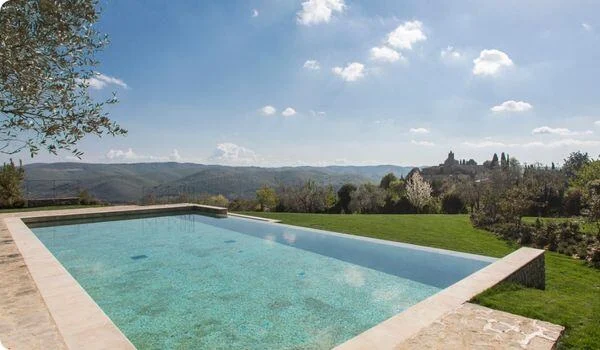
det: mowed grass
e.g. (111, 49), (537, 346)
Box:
(238, 212), (600, 349)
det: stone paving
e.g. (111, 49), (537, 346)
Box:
(0, 220), (66, 350)
(396, 303), (564, 350)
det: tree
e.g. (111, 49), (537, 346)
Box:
(256, 185), (277, 211)
(0, 0), (126, 157)
(405, 172), (432, 213)
(348, 183), (385, 214)
(441, 193), (466, 214)
(379, 173), (397, 190)
(336, 183), (357, 214)
(0, 159), (25, 208)
(277, 180), (334, 213)
(583, 180), (600, 236)
(522, 166), (567, 217)
(563, 188), (583, 216)
(490, 153), (499, 168)
(572, 160), (600, 189)
(456, 179), (481, 213)
(563, 151), (591, 180)
(201, 194), (229, 208)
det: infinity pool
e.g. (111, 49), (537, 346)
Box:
(31, 213), (494, 349)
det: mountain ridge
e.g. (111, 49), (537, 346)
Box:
(22, 162), (416, 202)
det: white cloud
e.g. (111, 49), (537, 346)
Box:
(106, 148), (138, 160)
(303, 59), (321, 70)
(582, 23), (593, 32)
(169, 149), (181, 161)
(209, 143), (258, 165)
(283, 232), (297, 244)
(387, 21), (427, 50)
(532, 126), (593, 136)
(409, 127), (430, 134)
(341, 267), (365, 287)
(282, 107), (297, 117)
(310, 110), (326, 117)
(297, 0), (345, 26)
(332, 62), (365, 82)
(105, 148), (180, 162)
(370, 46), (402, 63)
(491, 100), (533, 113)
(473, 49), (514, 76)
(462, 139), (600, 149)
(411, 140), (435, 146)
(252, 9), (259, 17)
(595, 120), (600, 126)
(260, 105), (277, 116)
(523, 139), (600, 148)
(440, 46), (461, 60)
(85, 73), (128, 90)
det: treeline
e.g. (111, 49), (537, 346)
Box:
(227, 151), (599, 219)
(470, 151), (599, 267)
(228, 170), (442, 215)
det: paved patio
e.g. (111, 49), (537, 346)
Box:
(0, 220), (66, 350)
(397, 303), (563, 350)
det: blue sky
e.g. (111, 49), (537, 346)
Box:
(7, 0), (600, 166)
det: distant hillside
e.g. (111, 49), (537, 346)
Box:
(23, 163), (414, 203)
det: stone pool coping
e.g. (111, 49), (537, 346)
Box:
(1, 204), (225, 350)
(2, 205), (548, 349)
(335, 247), (546, 349)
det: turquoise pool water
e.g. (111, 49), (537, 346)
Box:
(31, 214), (493, 349)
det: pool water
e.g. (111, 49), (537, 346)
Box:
(31, 214), (493, 349)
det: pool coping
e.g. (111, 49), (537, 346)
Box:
(335, 247), (545, 349)
(2, 205), (545, 349)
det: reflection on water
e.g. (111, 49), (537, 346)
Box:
(30, 213), (491, 349)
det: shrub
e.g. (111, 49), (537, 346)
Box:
(229, 198), (259, 211)
(0, 160), (25, 208)
(201, 194), (229, 208)
(78, 190), (100, 205)
(563, 188), (583, 216)
(441, 193), (467, 214)
(421, 197), (441, 214)
(256, 185), (277, 212)
(587, 243), (600, 268)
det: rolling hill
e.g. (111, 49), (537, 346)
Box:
(23, 163), (414, 203)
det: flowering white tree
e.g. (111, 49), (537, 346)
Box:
(406, 171), (432, 213)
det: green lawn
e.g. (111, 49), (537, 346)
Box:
(238, 212), (600, 349)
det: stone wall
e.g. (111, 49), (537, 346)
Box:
(503, 252), (545, 290)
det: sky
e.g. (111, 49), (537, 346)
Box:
(4, 0), (600, 167)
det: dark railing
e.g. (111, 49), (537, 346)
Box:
(23, 179), (83, 200)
